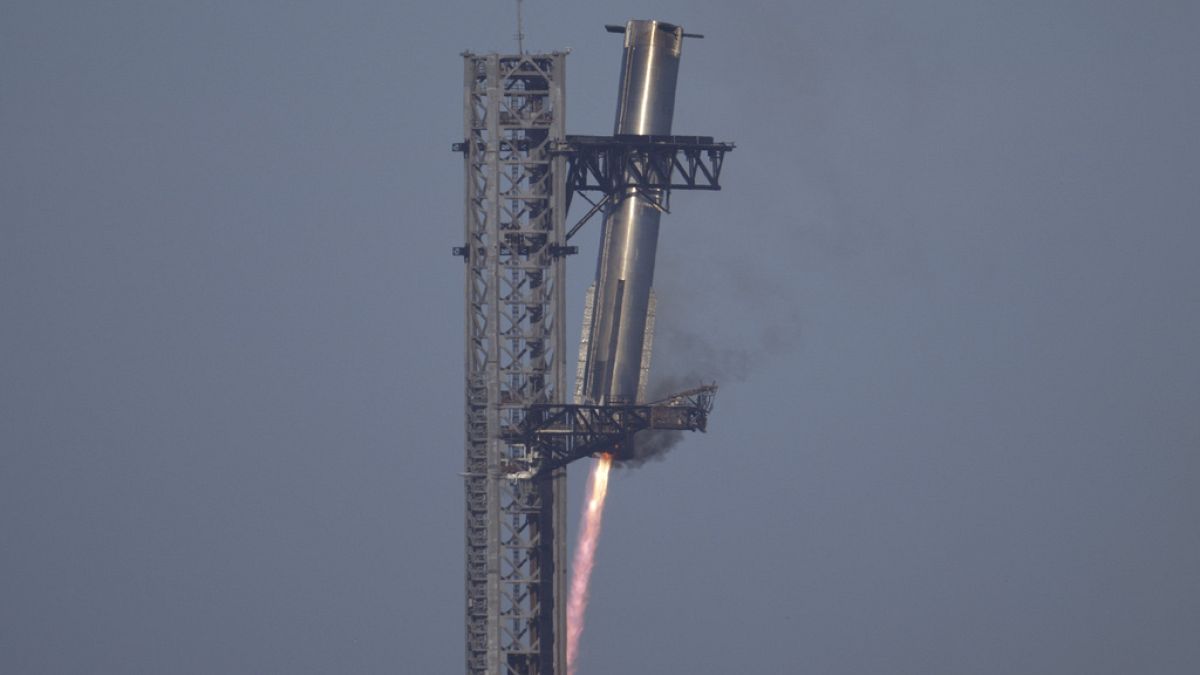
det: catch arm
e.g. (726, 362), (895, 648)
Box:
(503, 385), (717, 477)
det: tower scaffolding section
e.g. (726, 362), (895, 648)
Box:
(459, 52), (570, 675)
(454, 23), (733, 675)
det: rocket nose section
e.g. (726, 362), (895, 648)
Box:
(604, 20), (704, 42)
(621, 20), (681, 53)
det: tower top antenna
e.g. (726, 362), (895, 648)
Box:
(515, 0), (525, 54)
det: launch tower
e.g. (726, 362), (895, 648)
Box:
(455, 21), (732, 675)
(457, 50), (569, 675)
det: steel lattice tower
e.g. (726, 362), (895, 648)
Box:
(459, 52), (569, 675)
(455, 27), (732, 675)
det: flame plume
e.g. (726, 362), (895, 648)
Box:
(566, 453), (613, 675)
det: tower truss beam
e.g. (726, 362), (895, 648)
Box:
(461, 51), (568, 675)
(552, 134), (734, 220)
(504, 385), (717, 476)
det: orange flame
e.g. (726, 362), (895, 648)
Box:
(566, 453), (613, 675)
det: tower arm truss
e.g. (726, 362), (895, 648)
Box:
(550, 134), (733, 236)
(503, 385), (717, 476)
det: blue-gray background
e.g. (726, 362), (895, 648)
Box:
(3, 1), (1197, 673)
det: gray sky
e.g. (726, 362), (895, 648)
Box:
(3, 1), (1198, 674)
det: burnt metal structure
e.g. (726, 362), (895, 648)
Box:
(456, 20), (732, 675)
(505, 385), (717, 476)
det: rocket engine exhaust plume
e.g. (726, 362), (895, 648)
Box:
(566, 453), (613, 675)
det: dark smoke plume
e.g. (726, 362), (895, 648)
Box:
(616, 300), (803, 468)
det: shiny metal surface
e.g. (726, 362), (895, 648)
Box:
(580, 20), (686, 404)
(613, 20), (682, 135)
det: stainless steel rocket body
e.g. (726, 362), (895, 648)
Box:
(579, 20), (684, 405)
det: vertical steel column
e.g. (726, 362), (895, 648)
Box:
(462, 51), (568, 675)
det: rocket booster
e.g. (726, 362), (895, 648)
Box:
(578, 20), (686, 405)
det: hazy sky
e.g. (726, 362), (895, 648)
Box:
(3, 2), (1198, 674)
